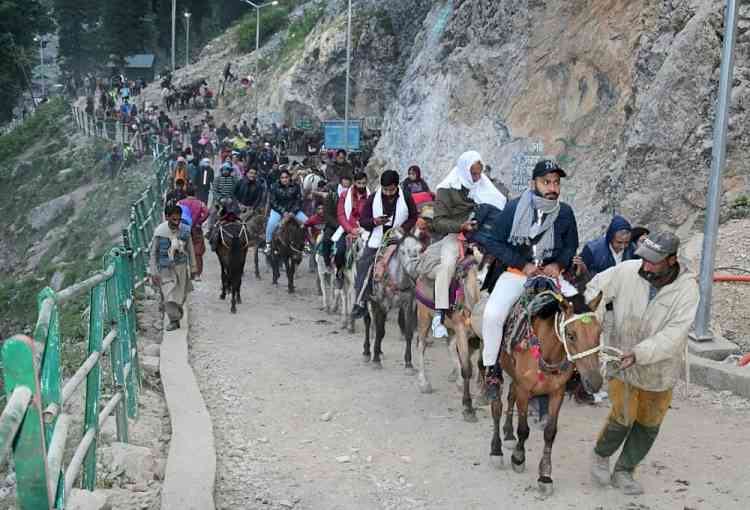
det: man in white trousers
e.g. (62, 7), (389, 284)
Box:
(478, 160), (580, 400)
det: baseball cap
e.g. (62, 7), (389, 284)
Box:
(532, 160), (567, 179)
(635, 232), (680, 263)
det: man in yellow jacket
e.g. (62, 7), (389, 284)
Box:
(584, 232), (699, 495)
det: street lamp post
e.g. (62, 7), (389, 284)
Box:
(344, 0), (352, 154)
(240, 0), (279, 123)
(171, 0), (176, 71)
(184, 11), (192, 68)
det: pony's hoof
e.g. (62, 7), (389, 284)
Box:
(490, 455), (504, 470)
(418, 381), (433, 394)
(348, 326), (355, 334)
(255, 274), (261, 280)
(475, 393), (489, 407)
(272, 281), (278, 286)
(462, 409), (478, 423)
(404, 367), (417, 376)
(362, 355), (371, 363)
(537, 479), (554, 499)
(231, 307), (237, 314)
(372, 361), (383, 370)
(511, 459), (525, 473)
(236, 296), (242, 304)
(219, 294), (226, 300)
(288, 287), (295, 294)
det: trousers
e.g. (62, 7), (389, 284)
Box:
(594, 378), (672, 473)
(481, 271), (527, 366)
(435, 234), (461, 310)
(354, 246), (378, 303)
(265, 209), (308, 242)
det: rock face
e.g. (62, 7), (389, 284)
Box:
(164, 0), (750, 239)
(28, 194), (74, 230)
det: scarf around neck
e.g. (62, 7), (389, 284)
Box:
(508, 190), (560, 262)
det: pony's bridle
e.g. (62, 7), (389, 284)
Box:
(554, 310), (624, 374)
(553, 311), (600, 363)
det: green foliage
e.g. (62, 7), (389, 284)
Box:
(278, 4), (325, 64)
(0, 98), (68, 164)
(235, 2), (294, 53)
(0, 0), (53, 121)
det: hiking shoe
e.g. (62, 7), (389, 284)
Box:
(165, 320), (180, 331)
(351, 304), (367, 319)
(591, 452), (611, 487)
(612, 470), (644, 495)
(431, 315), (448, 338)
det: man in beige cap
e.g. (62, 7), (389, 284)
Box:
(585, 231), (699, 495)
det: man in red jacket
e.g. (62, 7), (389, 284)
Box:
(337, 171), (370, 237)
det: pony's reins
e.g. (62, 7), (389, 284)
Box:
(553, 310), (624, 376)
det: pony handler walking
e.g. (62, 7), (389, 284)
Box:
(585, 232), (699, 495)
(150, 203), (197, 331)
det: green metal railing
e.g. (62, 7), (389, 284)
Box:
(0, 147), (170, 509)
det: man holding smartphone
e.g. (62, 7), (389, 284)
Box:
(351, 170), (418, 318)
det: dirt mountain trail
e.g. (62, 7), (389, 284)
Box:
(189, 254), (749, 510)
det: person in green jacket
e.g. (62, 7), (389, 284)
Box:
(428, 151), (506, 337)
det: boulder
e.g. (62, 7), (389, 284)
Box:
(98, 442), (156, 485)
(141, 356), (160, 378)
(29, 195), (74, 231)
(66, 489), (111, 510)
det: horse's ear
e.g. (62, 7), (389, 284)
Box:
(587, 291), (603, 312)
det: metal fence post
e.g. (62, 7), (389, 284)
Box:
(104, 253), (128, 443)
(82, 283), (105, 491)
(112, 249), (139, 419)
(35, 288), (61, 446)
(2, 336), (52, 509)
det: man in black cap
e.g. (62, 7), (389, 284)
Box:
(585, 231), (698, 495)
(479, 159), (580, 400)
(351, 170), (418, 318)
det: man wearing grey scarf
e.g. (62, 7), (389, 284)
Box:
(478, 160), (580, 401)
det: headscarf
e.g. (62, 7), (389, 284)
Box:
(436, 151), (506, 210)
(605, 215), (632, 244)
(408, 165), (422, 180)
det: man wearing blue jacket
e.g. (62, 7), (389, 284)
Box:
(574, 215), (635, 280)
(479, 160), (579, 400)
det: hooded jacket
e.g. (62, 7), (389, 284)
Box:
(580, 215), (635, 276)
(585, 259), (699, 391)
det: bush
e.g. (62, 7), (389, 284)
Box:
(235, 3), (291, 53)
(278, 4), (326, 64)
(0, 98), (69, 164)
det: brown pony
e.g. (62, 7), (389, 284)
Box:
(472, 277), (603, 498)
(239, 206), (266, 279)
(414, 248), (485, 422)
(270, 214), (305, 293)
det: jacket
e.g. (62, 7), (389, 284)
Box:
(234, 177), (265, 209)
(433, 187), (475, 237)
(337, 187), (368, 233)
(584, 259), (699, 391)
(481, 196), (579, 271)
(580, 215), (636, 276)
(153, 222), (193, 271)
(327, 161), (353, 183)
(269, 183), (303, 215)
(359, 188), (418, 234)
(212, 174), (238, 202)
(178, 197), (209, 227)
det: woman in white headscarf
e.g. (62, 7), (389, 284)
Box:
(423, 150), (506, 338)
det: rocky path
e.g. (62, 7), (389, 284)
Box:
(189, 255), (750, 510)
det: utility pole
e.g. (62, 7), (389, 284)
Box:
(344, 0), (352, 154)
(240, 1), (280, 123)
(692, 0), (740, 342)
(171, 0), (176, 72)
(185, 11), (192, 68)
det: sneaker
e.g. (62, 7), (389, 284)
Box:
(431, 315), (448, 338)
(611, 470), (644, 495)
(590, 452), (611, 487)
(351, 303), (366, 319)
